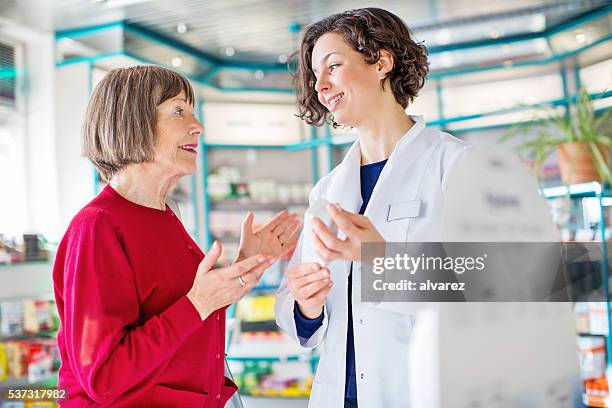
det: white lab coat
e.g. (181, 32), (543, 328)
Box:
(275, 116), (470, 407)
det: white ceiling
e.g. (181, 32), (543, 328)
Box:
(1, 0), (609, 63)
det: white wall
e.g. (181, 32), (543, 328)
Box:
(0, 19), (97, 243)
(54, 63), (95, 237)
(0, 18), (62, 242)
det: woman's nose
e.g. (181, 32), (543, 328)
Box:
(191, 118), (204, 136)
(314, 74), (330, 93)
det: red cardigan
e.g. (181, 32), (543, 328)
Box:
(53, 185), (236, 407)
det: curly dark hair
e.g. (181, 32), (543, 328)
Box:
(294, 7), (429, 127)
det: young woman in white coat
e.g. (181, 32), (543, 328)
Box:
(275, 8), (470, 408)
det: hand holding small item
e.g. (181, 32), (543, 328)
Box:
(286, 262), (333, 319)
(313, 203), (385, 263)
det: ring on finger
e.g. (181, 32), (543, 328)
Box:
(238, 275), (247, 286)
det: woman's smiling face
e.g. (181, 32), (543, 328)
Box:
(311, 32), (385, 127)
(153, 91), (203, 178)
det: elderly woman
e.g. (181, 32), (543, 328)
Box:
(53, 66), (300, 407)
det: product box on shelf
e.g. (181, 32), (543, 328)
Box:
(583, 377), (609, 408)
(577, 336), (607, 380)
(22, 301), (54, 334)
(2, 338), (58, 383)
(588, 302), (612, 336)
(237, 295), (276, 323)
(0, 341), (7, 381)
(1, 300), (58, 338)
(0, 234), (50, 265)
(575, 302), (591, 334)
(0, 301), (24, 337)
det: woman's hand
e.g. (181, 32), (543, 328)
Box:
(286, 263), (333, 319)
(313, 203), (385, 263)
(187, 241), (276, 320)
(237, 210), (301, 262)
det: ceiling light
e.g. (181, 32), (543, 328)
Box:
(176, 23), (188, 34)
(503, 60), (513, 67)
(502, 44), (513, 53)
(171, 57), (183, 67)
(225, 47), (235, 57)
(278, 54), (288, 64)
(574, 31), (588, 44)
(435, 28), (452, 45)
(529, 14), (546, 33)
(254, 70), (265, 80)
(489, 29), (501, 39)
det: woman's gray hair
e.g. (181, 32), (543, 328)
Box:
(82, 65), (195, 181)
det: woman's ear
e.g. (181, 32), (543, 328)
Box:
(377, 49), (394, 78)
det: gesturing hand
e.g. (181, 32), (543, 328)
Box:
(313, 203), (385, 263)
(237, 210), (301, 262)
(187, 241), (276, 320)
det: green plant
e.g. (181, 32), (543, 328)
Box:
(502, 88), (612, 183)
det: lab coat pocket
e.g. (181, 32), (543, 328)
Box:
(387, 200), (421, 221)
(378, 200), (421, 242)
(150, 385), (208, 407)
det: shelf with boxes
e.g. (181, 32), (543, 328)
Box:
(541, 182), (612, 407)
(225, 294), (317, 399)
(0, 297), (60, 396)
(203, 142), (315, 263)
(0, 234), (59, 406)
(199, 105), (325, 398)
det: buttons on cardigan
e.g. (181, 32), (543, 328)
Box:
(360, 373), (365, 380)
(187, 244), (193, 250)
(215, 353), (221, 359)
(216, 393), (221, 399)
(216, 313), (220, 320)
(359, 318), (364, 325)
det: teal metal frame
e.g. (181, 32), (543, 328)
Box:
(53, 4), (611, 90)
(198, 101), (212, 248)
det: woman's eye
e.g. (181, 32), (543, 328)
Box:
(329, 63), (339, 72)
(174, 107), (184, 115)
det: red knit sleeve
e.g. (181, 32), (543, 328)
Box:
(59, 209), (202, 404)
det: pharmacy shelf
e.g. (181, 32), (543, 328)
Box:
(204, 138), (329, 151)
(577, 333), (608, 338)
(226, 354), (319, 363)
(542, 182), (611, 199)
(544, 181), (612, 399)
(1, 373), (58, 388)
(210, 199), (308, 212)
(0, 330), (56, 341)
(249, 284), (281, 294)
